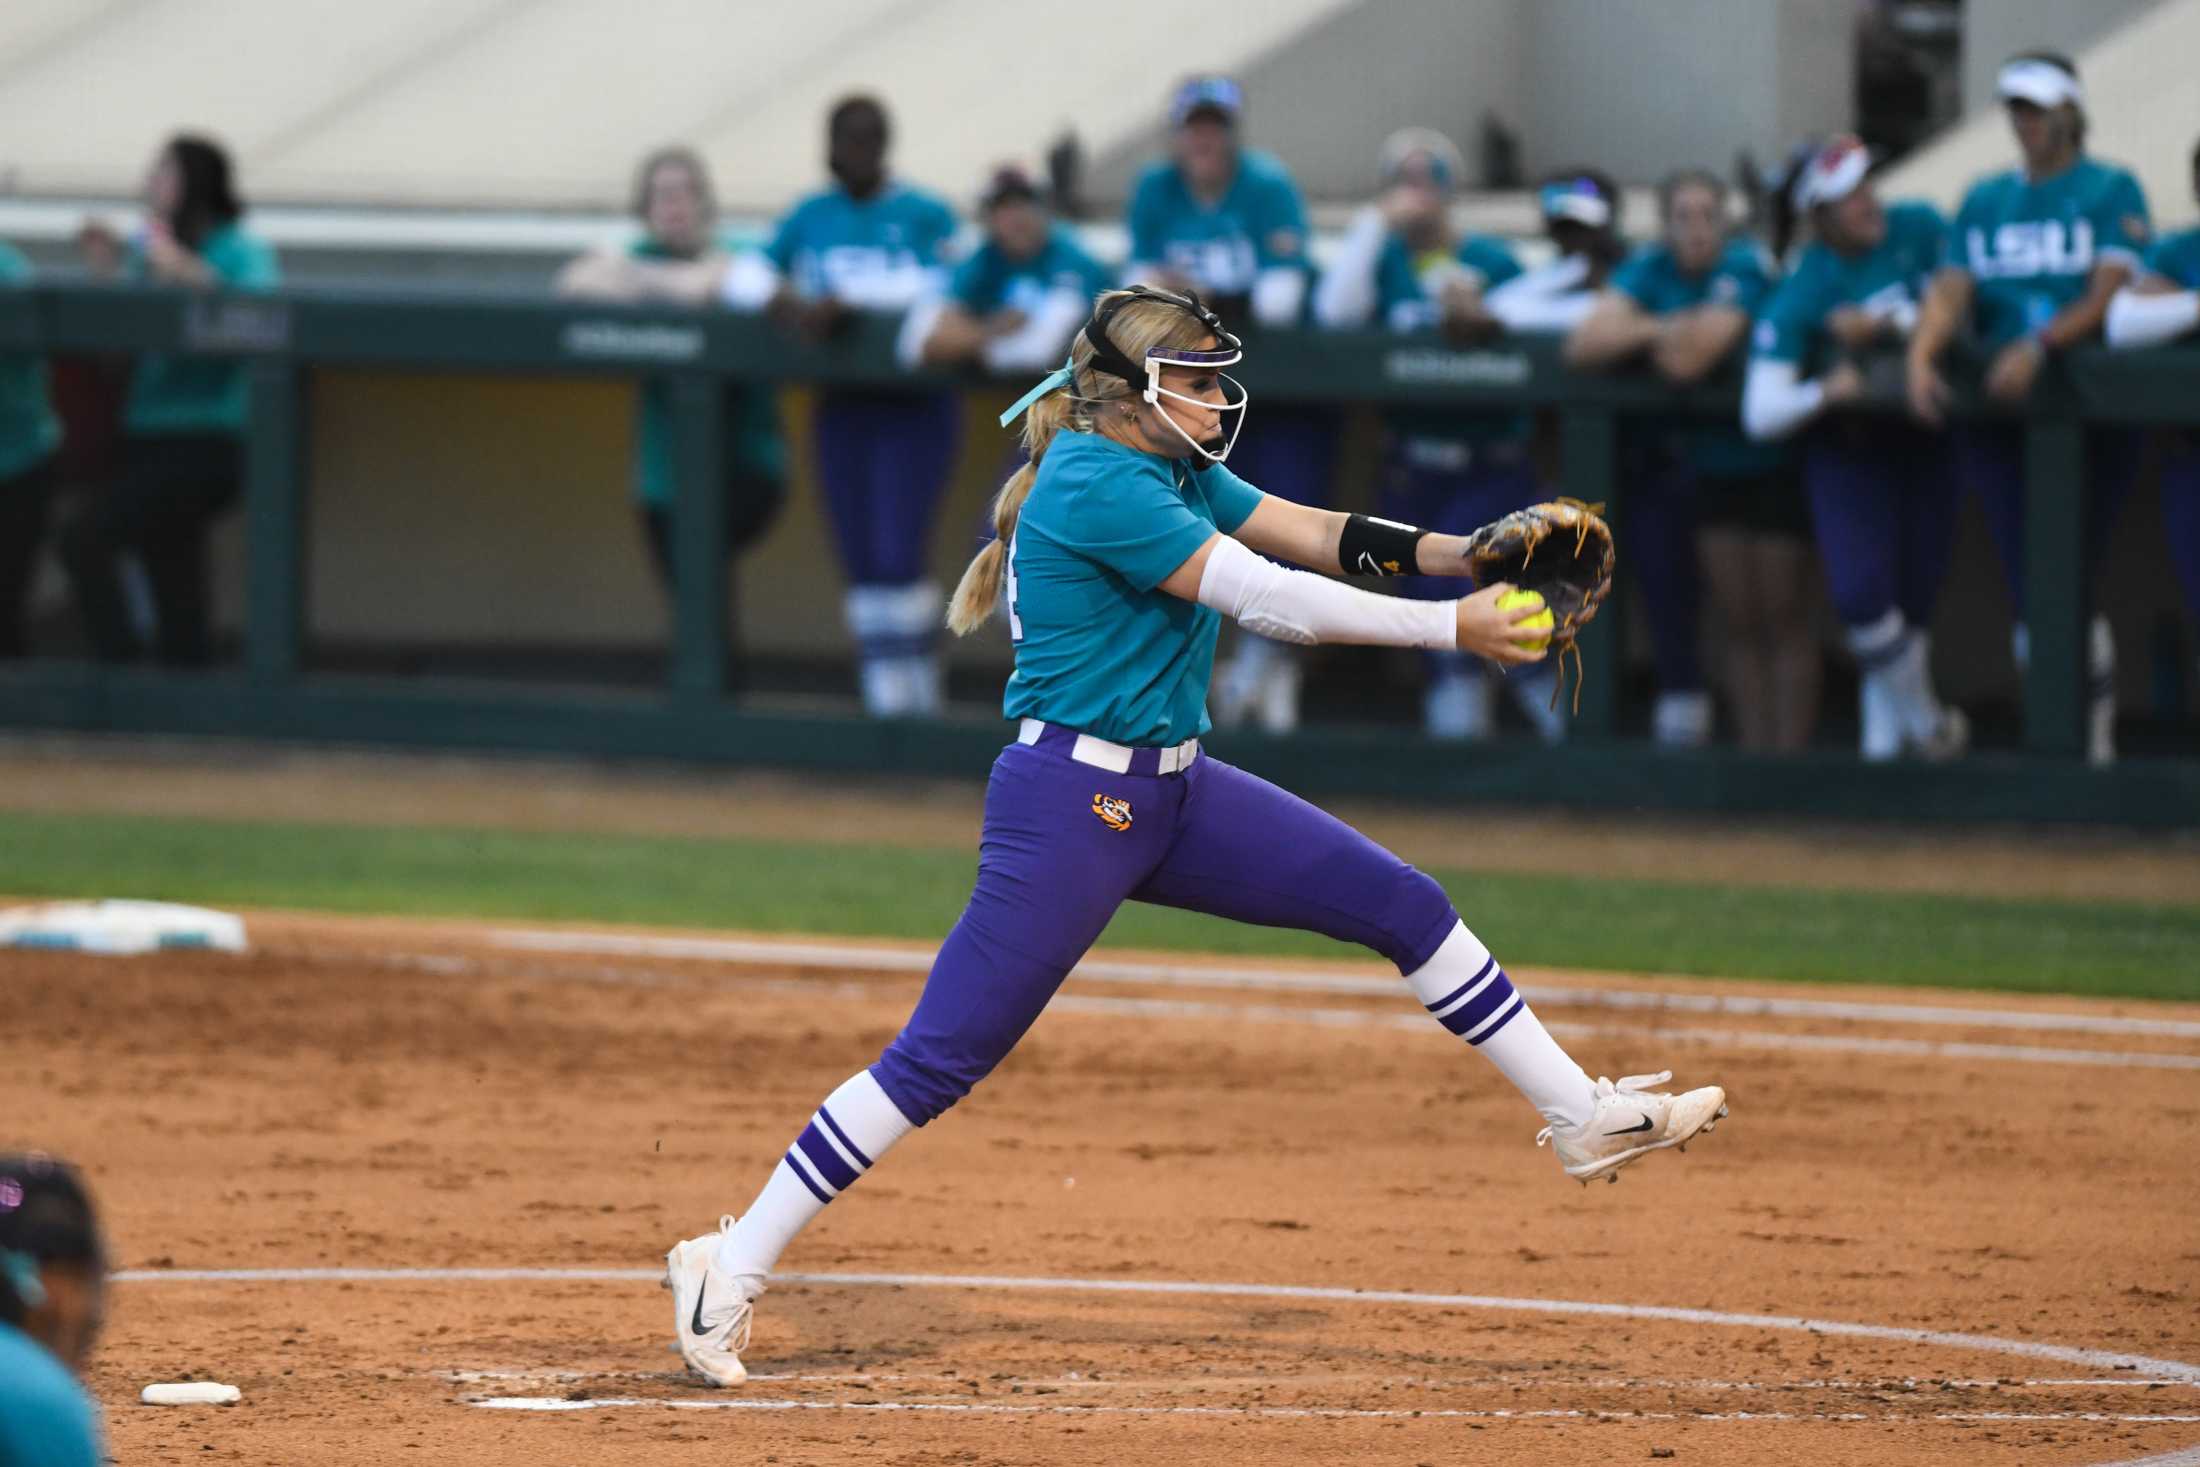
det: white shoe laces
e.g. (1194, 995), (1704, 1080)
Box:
(1536, 1070), (1673, 1148)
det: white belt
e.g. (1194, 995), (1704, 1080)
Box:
(1017, 717), (1201, 775)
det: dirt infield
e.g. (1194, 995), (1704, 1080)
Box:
(6, 913), (2198, 1465)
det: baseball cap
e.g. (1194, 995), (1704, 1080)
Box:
(1539, 175), (1614, 229)
(1170, 75), (1243, 127)
(1791, 135), (1872, 210)
(1997, 54), (2084, 109)
(980, 165), (1041, 211)
(1379, 128), (1466, 193)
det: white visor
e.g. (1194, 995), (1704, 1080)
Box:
(1792, 139), (1872, 210)
(1998, 59), (2083, 109)
(1140, 344), (1249, 464)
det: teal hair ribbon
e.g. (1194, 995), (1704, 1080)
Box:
(998, 358), (1075, 428)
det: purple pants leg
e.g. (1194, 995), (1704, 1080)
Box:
(1628, 465), (1704, 693)
(1804, 423), (1959, 627)
(2162, 439), (2200, 620)
(1957, 425), (2139, 615)
(869, 740), (1456, 1124)
(812, 391), (960, 586)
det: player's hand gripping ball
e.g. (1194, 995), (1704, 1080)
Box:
(1497, 588), (1555, 652)
(1461, 498), (1617, 708)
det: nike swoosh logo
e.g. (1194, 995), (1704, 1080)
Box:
(690, 1276), (713, 1337)
(1603, 1115), (1655, 1136)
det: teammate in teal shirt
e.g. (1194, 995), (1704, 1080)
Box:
(0, 241), (63, 659)
(1906, 51), (2152, 764)
(60, 134), (278, 667)
(1569, 170), (1797, 749)
(912, 167), (1110, 375)
(1742, 137), (1966, 762)
(664, 286), (1729, 1391)
(1314, 127), (1551, 741)
(745, 96), (962, 719)
(0, 1155), (109, 1467)
(1128, 75), (1327, 734)
(559, 146), (788, 610)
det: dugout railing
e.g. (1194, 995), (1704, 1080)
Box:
(2, 281), (2196, 826)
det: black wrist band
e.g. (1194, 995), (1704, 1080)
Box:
(1338, 514), (1430, 577)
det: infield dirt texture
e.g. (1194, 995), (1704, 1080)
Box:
(4, 740), (2198, 1465)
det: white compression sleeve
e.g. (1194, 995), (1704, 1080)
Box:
(1251, 266), (1308, 327)
(718, 250), (780, 311)
(1196, 535), (1455, 649)
(1740, 358), (1827, 441)
(2105, 287), (2200, 348)
(982, 287), (1089, 369)
(1484, 256), (1598, 333)
(1312, 207), (1386, 329)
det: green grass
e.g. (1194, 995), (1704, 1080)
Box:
(3, 810), (2195, 1001)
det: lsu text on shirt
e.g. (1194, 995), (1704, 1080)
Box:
(1002, 430), (1264, 747)
(124, 223), (280, 437)
(1952, 156), (2151, 347)
(1126, 150), (1309, 300)
(950, 224), (1112, 317)
(766, 182), (957, 307)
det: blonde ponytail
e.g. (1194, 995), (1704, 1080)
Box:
(946, 286), (1225, 637)
(947, 392), (1076, 636)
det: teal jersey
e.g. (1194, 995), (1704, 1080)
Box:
(0, 1323), (103, 1467)
(1951, 157), (2151, 347)
(1752, 200), (1947, 368)
(0, 243), (61, 482)
(1002, 430), (1264, 746)
(949, 224), (1110, 316)
(1126, 150), (1310, 298)
(1375, 233), (1529, 456)
(1613, 240), (1786, 478)
(629, 232), (786, 507)
(124, 222), (280, 437)
(2145, 226), (2200, 290)
(766, 181), (957, 302)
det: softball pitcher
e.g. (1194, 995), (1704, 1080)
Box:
(664, 286), (1728, 1386)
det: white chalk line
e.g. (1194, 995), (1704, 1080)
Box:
(487, 929), (2200, 1039)
(434, 1366), (2196, 1392)
(2102, 1449), (2200, 1467)
(107, 1266), (2200, 1385)
(464, 1395), (2200, 1425)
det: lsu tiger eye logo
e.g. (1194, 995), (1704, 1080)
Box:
(1092, 793), (1133, 832)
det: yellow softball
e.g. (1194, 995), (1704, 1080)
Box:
(1497, 588), (1555, 652)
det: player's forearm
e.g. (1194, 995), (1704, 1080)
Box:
(1196, 535), (1455, 649)
(1562, 295), (1659, 369)
(1908, 270), (1969, 365)
(1650, 308), (1747, 385)
(1740, 358), (1825, 440)
(2038, 264), (2131, 352)
(2105, 285), (2200, 348)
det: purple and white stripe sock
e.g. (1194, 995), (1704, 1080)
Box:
(717, 1069), (915, 1279)
(1406, 922), (1595, 1129)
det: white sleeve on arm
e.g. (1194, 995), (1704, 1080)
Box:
(982, 286), (1089, 369)
(1484, 256), (1597, 333)
(895, 293), (948, 368)
(719, 250), (780, 311)
(1312, 206), (1386, 329)
(1741, 357), (1826, 441)
(2105, 286), (2200, 349)
(1195, 535), (1455, 649)
(1251, 266), (1307, 327)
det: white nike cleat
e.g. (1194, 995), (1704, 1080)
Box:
(663, 1216), (760, 1387)
(1536, 1071), (1728, 1184)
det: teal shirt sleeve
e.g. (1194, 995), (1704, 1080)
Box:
(914, 194), (958, 265)
(1610, 248), (1660, 307)
(203, 227), (279, 289)
(765, 201), (805, 272)
(948, 248), (994, 310)
(1895, 201), (1950, 273)
(1709, 243), (1775, 314)
(1127, 166), (1168, 269)
(1056, 456), (1226, 592)
(1249, 162), (1310, 270)
(1193, 459), (1264, 534)
(1463, 237), (1524, 289)
(1750, 265), (1822, 366)
(2148, 230), (2200, 288)
(2088, 168), (2152, 268)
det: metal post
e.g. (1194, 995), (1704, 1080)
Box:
(244, 360), (305, 684)
(669, 372), (729, 698)
(2021, 419), (2086, 758)
(1559, 405), (1620, 738)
